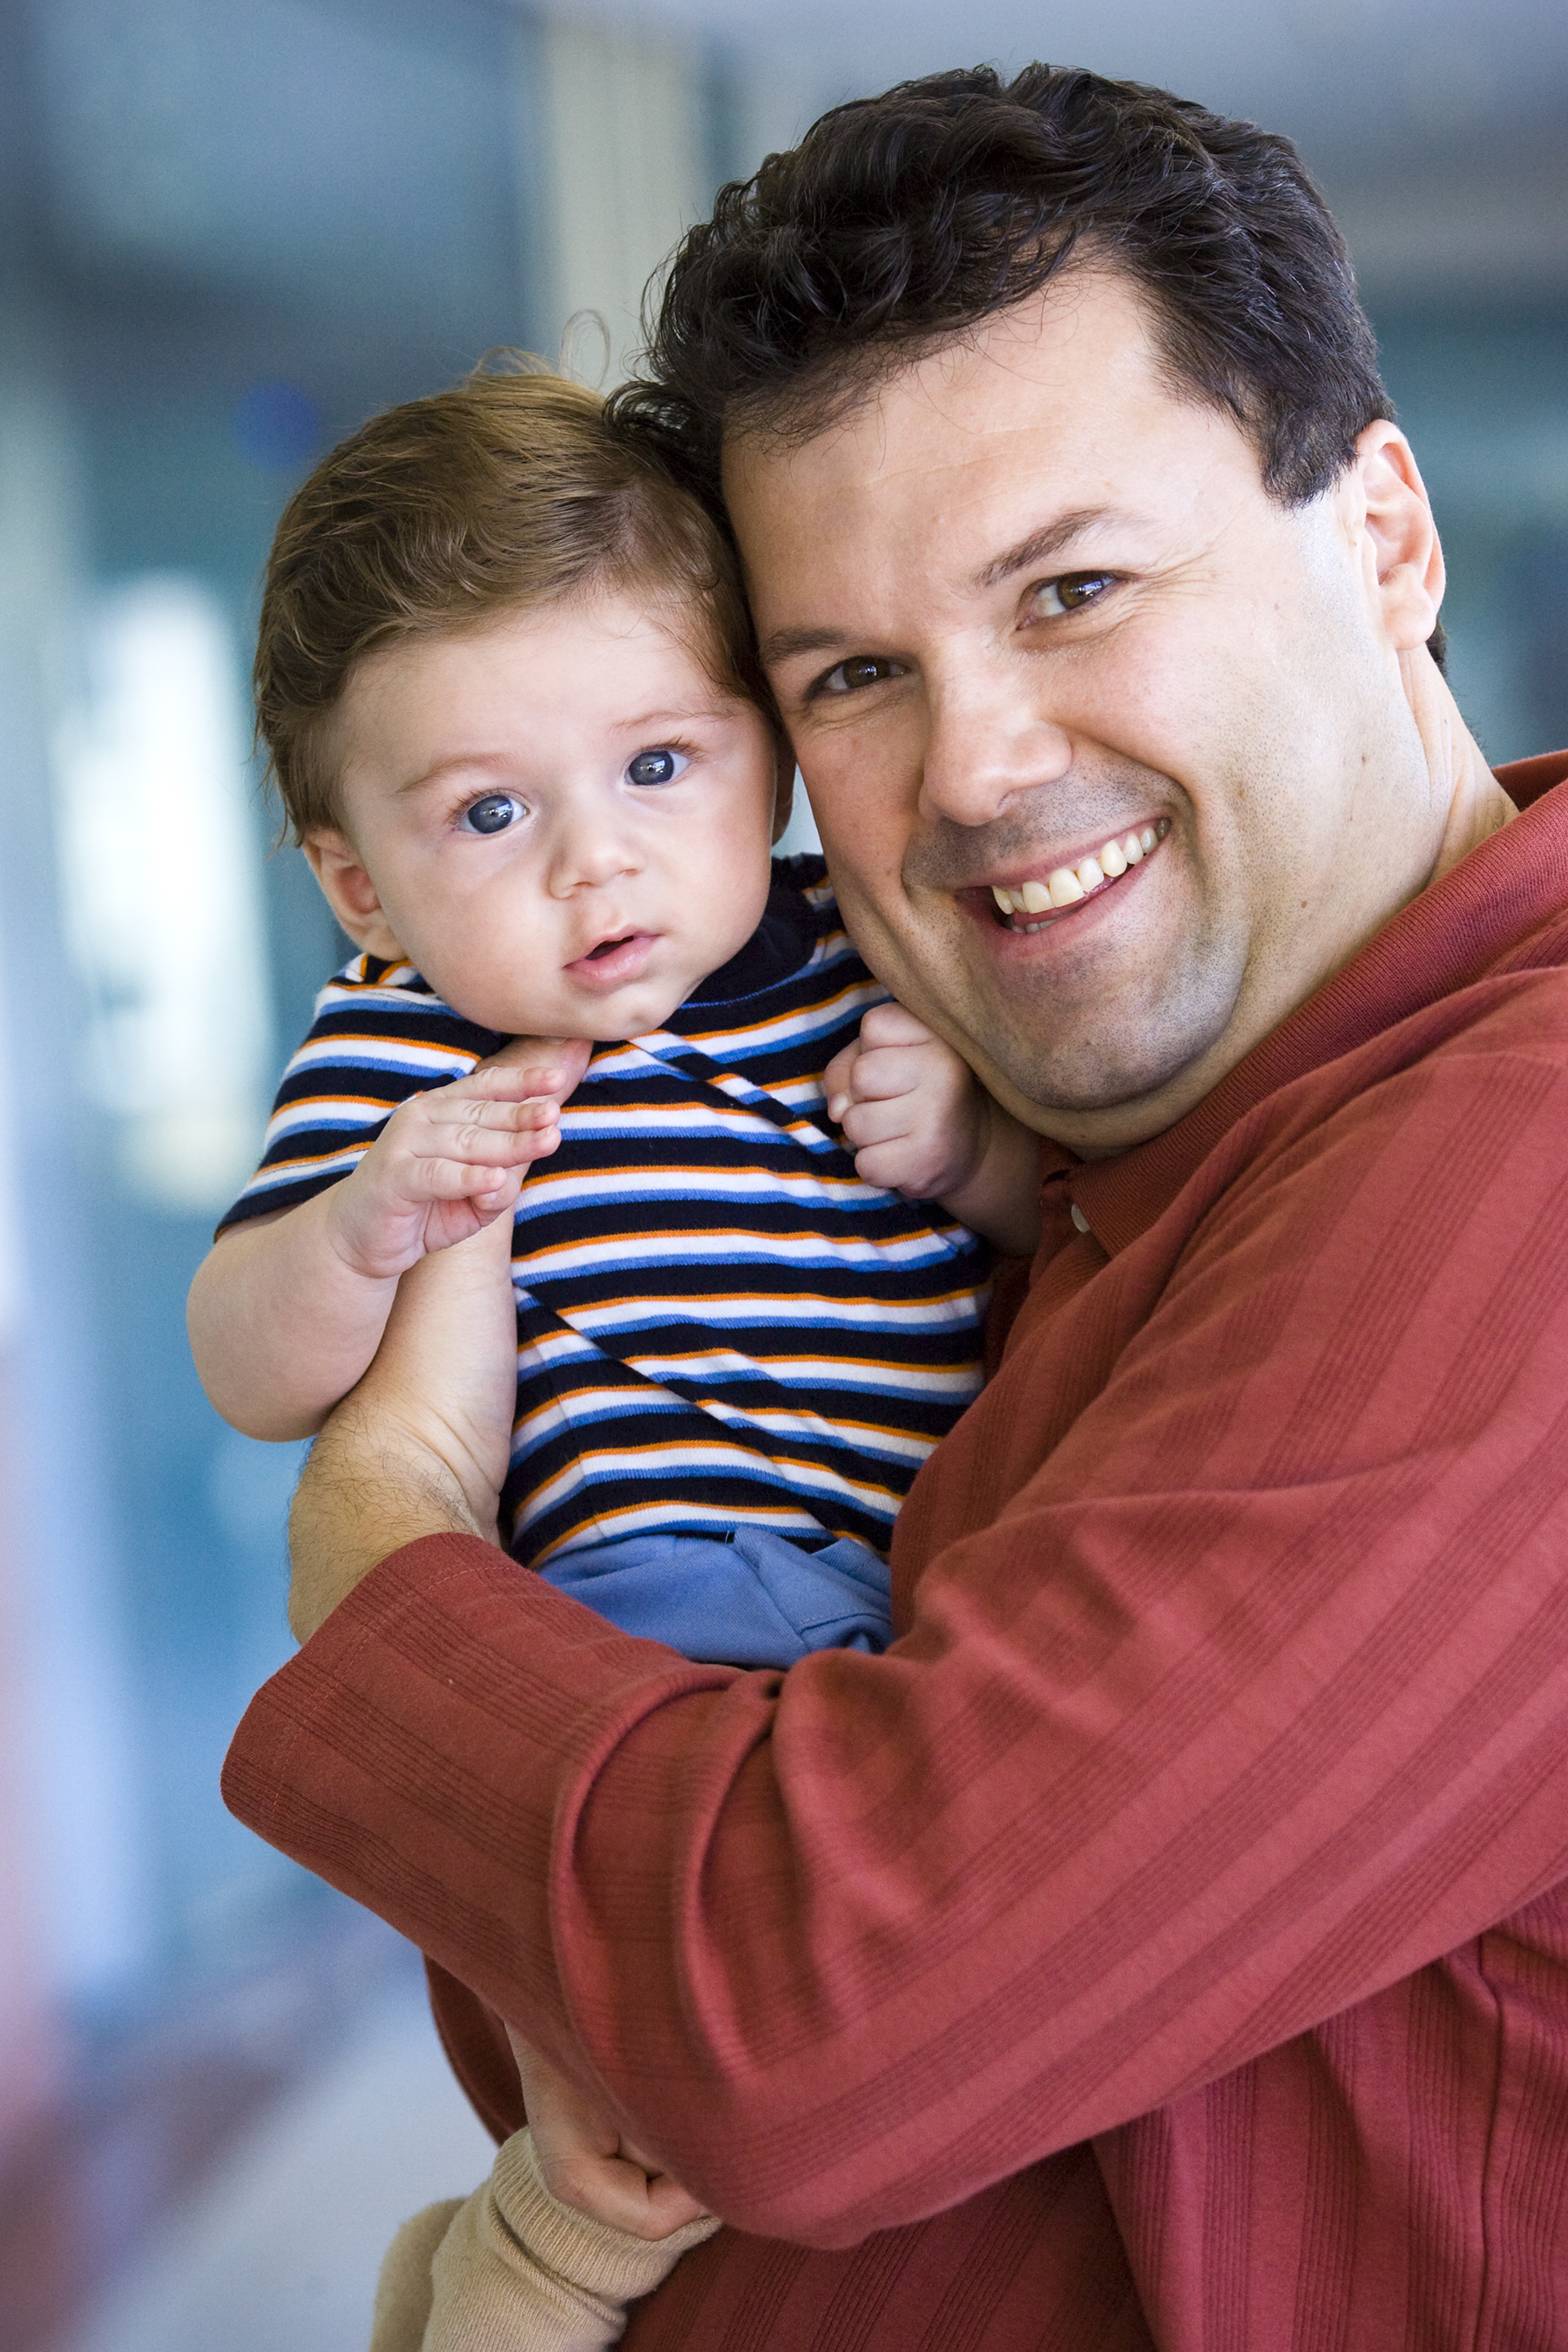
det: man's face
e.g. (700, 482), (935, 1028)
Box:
(727, 271), (1439, 1151)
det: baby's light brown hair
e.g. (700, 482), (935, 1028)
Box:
(254, 362), (778, 841)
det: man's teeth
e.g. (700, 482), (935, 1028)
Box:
(990, 823), (1166, 919)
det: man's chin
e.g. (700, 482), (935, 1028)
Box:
(981, 1000), (1238, 1132)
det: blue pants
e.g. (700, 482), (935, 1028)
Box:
(540, 1527), (893, 1668)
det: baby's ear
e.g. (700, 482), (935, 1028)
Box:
(301, 828), (407, 960)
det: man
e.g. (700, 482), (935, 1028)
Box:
(226, 65), (1568, 2347)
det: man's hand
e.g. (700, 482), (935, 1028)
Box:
(507, 2029), (710, 2241)
(326, 1037), (592, 1280)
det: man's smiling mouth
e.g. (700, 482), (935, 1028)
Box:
(989, 820), (1170, 932)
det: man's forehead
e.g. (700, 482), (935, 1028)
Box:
(720, 277), (1259, 627)
(722, 273), (1182, 533)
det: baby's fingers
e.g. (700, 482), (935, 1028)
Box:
(482, 1034), (593, 1101)
(425, 1092), (563, 1165)
(822, 1035), (862, 1125)
(836, 1092), (916, 1154)
(857, 1001), (938, 1051)
(836, 1044), (930, 1106)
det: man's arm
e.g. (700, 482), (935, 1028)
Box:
(226, 999), (1568, 2246)
(282, 1210), (517, 1636)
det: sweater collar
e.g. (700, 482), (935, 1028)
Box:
(1045, 753), (1568, 1254)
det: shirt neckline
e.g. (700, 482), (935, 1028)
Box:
(679, 860), (818, 1011)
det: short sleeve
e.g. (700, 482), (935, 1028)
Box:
(218, 956), (500, 1233)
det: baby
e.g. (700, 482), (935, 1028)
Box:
(189, 368), (1040, 2347)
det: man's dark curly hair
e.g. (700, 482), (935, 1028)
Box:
(610, 62), (1445, 663)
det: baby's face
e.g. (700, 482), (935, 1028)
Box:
(313, 591), (782, 1038)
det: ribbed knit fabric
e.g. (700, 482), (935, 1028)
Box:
(371, 2200), (463, 2352)
(407, 2129), (720, 2351)
(226, 756), (1568, 2349)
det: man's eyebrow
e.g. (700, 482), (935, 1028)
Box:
(971, 507), (1118, 593)
(757, 624), (851, 669)
(759, 510), (1124, 667)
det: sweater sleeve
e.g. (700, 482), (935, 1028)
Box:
(222, 1030), (1568, 2247)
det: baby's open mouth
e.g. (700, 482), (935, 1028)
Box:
(990, 820), (1170, 931)
(585, 934), (633, 960)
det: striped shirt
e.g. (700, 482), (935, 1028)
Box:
(223, 857), (988, 1566)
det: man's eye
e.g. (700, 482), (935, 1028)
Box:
(819, 654), (906, 696)
(460, 793), (525, 835)
(1031, 572), (1117, 619)
(626, 747), (689, 787)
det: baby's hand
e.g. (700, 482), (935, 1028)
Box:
(327, 1037), (591, 1281)
(506, 2028), (708, 2241)
(824, 1002), (989, 1201)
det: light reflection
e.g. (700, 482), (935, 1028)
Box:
(51, 577), (273, 1211)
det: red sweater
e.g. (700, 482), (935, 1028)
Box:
(226, 754), (1568, 2349)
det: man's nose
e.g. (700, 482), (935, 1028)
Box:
(918, 668), (1074, 828)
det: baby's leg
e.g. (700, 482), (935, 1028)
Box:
(368, 2199), (462, 2351)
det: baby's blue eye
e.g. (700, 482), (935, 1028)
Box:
(626, 747), (688, 788)
(461, 793), (524, 835)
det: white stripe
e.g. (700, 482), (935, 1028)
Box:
(694, 1401), (935, 1461)
(519, 1443), (902, 1524)
(618, 1348), (983, 1396)
(522, 1163), (894, 1211)
(563, 1290), (983, 1335)
(288, 1035), (476, 1075)
(557, 1103), (835, 1146)
(261, 1097), (390, 1139)
(524, 1227), (971, 1280)
(239, 1143), (368, 1193)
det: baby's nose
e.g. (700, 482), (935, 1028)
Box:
(545, 808), (641, 895)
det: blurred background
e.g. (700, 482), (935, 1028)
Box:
(0, 0), (1564, 2342)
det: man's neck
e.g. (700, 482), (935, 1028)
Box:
(1406, 645), (1517, 882)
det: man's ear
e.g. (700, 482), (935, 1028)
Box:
(1347, 420), (1446, 658)
(769, 740), (797, 846)
(301, 829), (407, 961)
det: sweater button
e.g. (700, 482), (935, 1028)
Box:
(1070, 1201), (1091, 1234)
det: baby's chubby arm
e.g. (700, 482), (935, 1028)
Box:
(825, 1003), (1042, 1254)
(187, 1038), (591, 1443)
